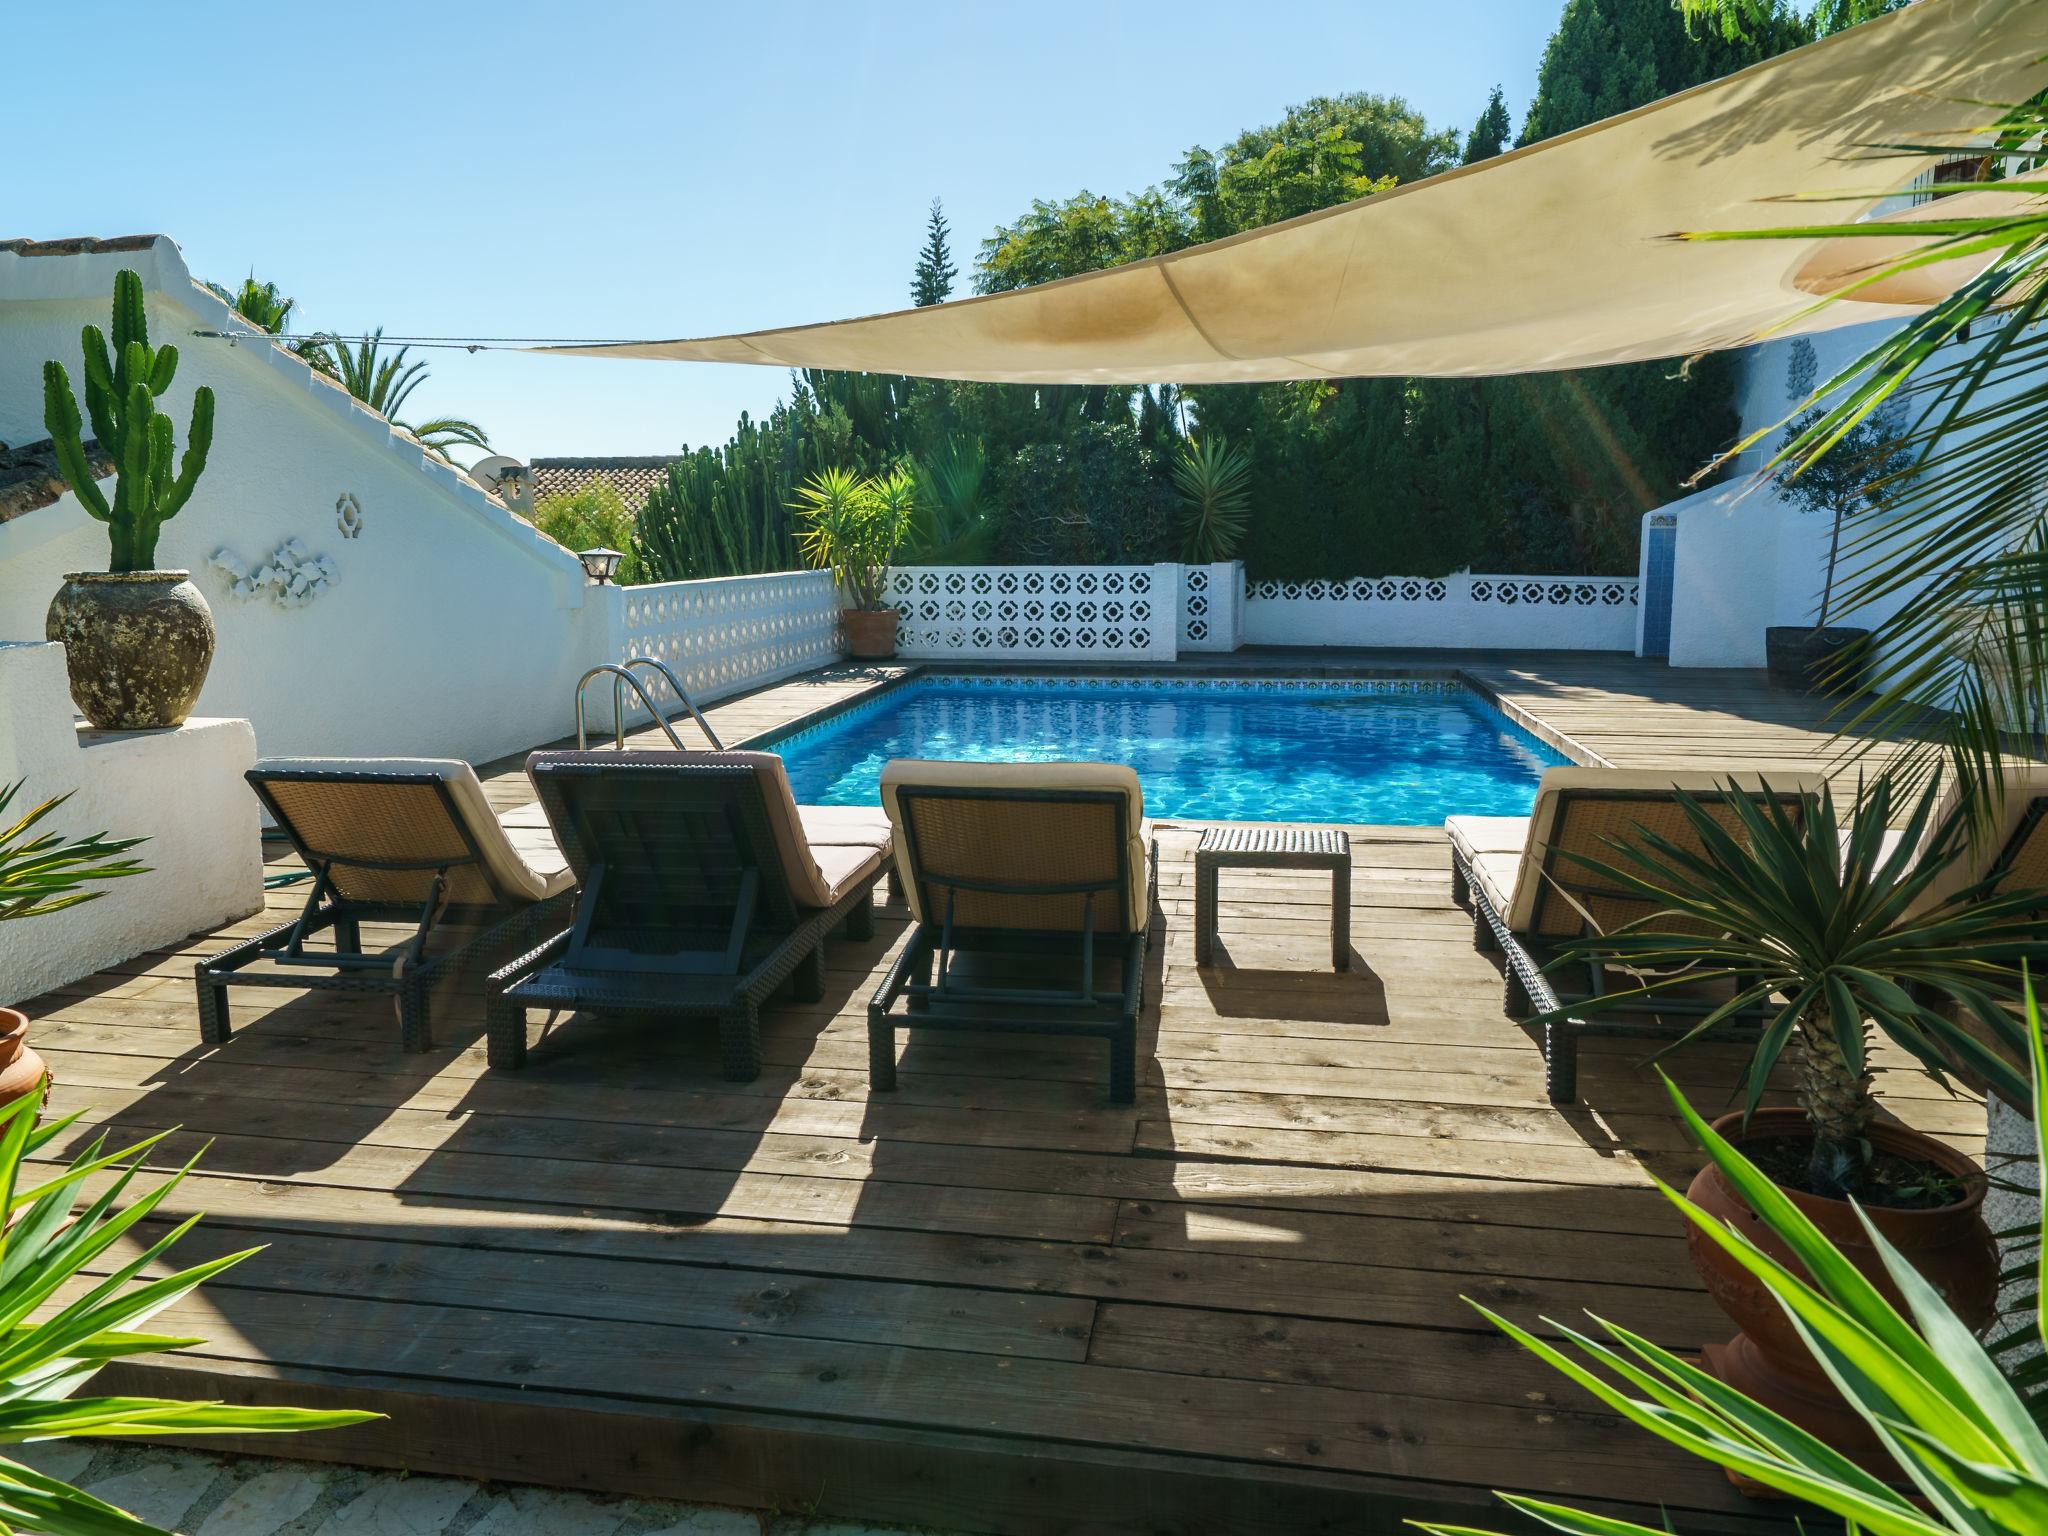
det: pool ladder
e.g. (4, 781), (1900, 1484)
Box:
(573, 657), (724, 751)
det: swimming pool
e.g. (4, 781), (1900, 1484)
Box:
(763, 675), (1569, 824)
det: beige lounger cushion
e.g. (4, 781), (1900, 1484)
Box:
(1493, 768), (1827, 937)
(253, 758), (573, 906)
(1443, 816), (1526, 920)
(880, 759), (1148, 933)
(797, 804), (895, 852)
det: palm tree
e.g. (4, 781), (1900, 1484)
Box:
(307, 327), (491, 463)
(1680, 86), (2048, 841)
(229, 274), (296, 335)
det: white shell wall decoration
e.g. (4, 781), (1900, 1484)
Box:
(210, 539), (338, 609)
(335, 492), (363, 538)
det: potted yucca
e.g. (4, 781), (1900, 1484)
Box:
(793, 467), (918, 658)
(1537, 773), (2041, 1460)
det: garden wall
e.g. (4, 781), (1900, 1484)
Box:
(1242, 573), (1639, 651)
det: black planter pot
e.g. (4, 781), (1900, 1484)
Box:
(1764, 625), (1871, 697)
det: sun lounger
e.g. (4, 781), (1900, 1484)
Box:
(1446, 768), (1824, 1102)
(485, 750), (890, 1079)
(195, 759), (576, 1052)
(869, 760), (1155, 1104)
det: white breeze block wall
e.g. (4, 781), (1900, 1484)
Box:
(1243, 573), (1639, 650)
(0, 642), (262, 1005)
(0, 238), (607, 765)
(609, 570), (844, 729)
(885, 564), (1179, 662)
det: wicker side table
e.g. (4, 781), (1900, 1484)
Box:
(1193, 826), (1351, 971)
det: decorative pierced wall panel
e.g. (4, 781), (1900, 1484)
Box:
(615, 569), (844, 716)
(883, 564), (1177, 661)
(1243, 572), (1639, 651)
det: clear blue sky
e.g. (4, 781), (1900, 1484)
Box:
(13, 1), (1560, 465)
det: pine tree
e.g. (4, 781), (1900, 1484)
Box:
(910, 198), (957, 307)
(1461, 86), (1512, 165)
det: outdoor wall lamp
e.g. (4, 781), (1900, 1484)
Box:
(578, 547), (624, 584)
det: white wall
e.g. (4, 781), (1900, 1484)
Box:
(0, 642), (262, 1005)
(1666, 321), (1914, 668)
(0, 239), (607, 764)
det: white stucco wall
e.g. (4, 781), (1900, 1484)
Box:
(1667, 320), (1923, 668)
(0, 239), (608, 764)
(0, 642), (262, 1005)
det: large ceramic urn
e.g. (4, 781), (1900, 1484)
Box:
(0, 1011), (51, 1117)
(46, 571), (216, 729)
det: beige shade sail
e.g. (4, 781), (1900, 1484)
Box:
(539, 0), (2044, 384)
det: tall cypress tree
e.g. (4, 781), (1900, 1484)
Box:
(1462, 86), (1512, 165)
(910, 198), (958, 307)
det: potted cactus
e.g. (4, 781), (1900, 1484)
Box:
(42, 269), (218, 729)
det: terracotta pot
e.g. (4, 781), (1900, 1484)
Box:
(46, 571), (215, 729)
(1688, 1107), (1995, 1476)
(843, 607), (899, 660)
(0, 1010), (52, 1117)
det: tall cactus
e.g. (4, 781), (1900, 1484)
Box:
(42, 269), (216, 572)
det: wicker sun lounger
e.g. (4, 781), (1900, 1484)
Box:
(485, 751), (891, 1080)
(195, 759), (577, 1053)
(869, 760), (1156, 1104)
(1445, 768), (1823, 1102)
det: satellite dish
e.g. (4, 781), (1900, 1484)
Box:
(468, 455), (523, 495)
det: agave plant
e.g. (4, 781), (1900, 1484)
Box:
(303, 328), (490, 463)
(0, 784), (148, 924)
(1171, 435), (1252, 563)
(1534, 773), (2040, 1199)
(0, 1093), (377, 1532)
(1414, 1004), (2048, 1536)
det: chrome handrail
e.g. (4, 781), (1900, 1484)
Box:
(574, 665), (684, 751)
(620, 656), (724, 750)
(571, 660), (724, 752)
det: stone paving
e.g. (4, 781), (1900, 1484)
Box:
(13, 1443), (967, 1536)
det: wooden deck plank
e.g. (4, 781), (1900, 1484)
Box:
(15, 651), (1977, 1534)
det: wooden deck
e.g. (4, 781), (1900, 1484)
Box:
(23, 654), (1974, 1535)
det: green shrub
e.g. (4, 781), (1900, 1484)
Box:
(532, 482), (641, 584)
(996, 420), (1173, 564)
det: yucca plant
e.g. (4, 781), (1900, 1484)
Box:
(1534, 773), (2040, 1200)
(791, 466), (918, 610)
(0, 785), (148, 925)
(0, 1093), (377, 1532)
(1411, 999), (2048, 1536)
(1170, 435), (1252, 564)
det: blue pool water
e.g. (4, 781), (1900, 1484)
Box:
(765, 676), (1568, 824)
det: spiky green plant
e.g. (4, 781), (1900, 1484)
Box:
(42, 270), (216, 573)
(1533, 773), (2041, 1200)
(791, 467), (917, 610)
(905, 438), (997, 564)
(0, 785), (148, 925)
(1412, 1001), (2048, 1536)
(0, 1093), (378, 1532)
(1171, 435), (1252, 563)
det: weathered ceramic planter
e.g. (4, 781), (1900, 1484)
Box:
(46, 571), (215, 729)
(844, 607), (900, 660)
(0, 1010), (52, 1117)
(1688, 1107), (1995, 1481)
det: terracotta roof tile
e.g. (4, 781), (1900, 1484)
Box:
(530, 456), (678, 509)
